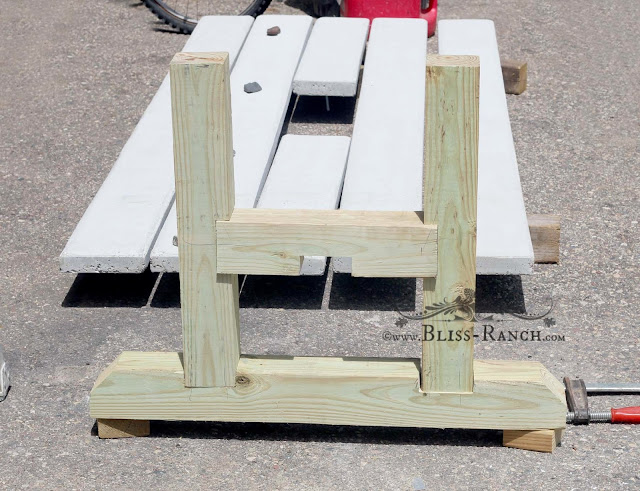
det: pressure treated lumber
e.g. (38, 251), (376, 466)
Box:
(501, 59), (527, 95)
(438, 20), (534, 275)
(97, 419), (150, 439)
(503, 429), (558, 453)
(60, 16), (254, 273)
(257, 135), (351, 275)
(170, 52), (239, 388)
(216, 209), (437, 277)
(334, 18), (427, 273)
(150, 15), (313, 272)
(421, 55), (479, 394)
(293, 17), (369, 96)
(528, 214), (560, 263)
(90, 352), (567, 430)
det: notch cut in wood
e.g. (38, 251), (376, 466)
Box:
(216, 209), (438, 277)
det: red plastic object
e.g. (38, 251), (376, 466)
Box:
(611, 407), (640, 424)
(341, 0), (438, 37)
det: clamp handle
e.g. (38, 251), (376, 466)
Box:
(611, 407), (640, 424)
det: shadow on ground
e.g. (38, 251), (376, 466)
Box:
(62, 270), (528, 315)
(62, 270), (158, 307)
(151, 273), (328, 309)
(328, 275), (417, 311)
(291, 95), (357, 125)
(122, 420), (502, 448)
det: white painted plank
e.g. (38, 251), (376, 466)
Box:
(59, 16), (254, 273)
(333, 18), (427, 273)
(149, 205), (179, 273)
(438, 19), (534, 274)
(152, 135), (351, 275)
(293, 17), (369, 96)
(231, 15), (313, 208)
(259, 135), (351, 275)
(0, 345), (9, 402)
(150, 15), (314, 273)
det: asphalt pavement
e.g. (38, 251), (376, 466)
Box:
(0, 0), (638, 489)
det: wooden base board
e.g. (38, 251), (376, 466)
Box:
(97, 418), (150, 439)
(90, 352), (566, 433)
(503, 428), (563, 453)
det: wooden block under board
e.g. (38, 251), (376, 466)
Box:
(97, 419), (150, 439)
(528, 214), (561, 263)
(501, 59), (527, 95)
(503, 429), (559, 453)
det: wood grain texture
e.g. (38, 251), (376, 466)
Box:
(501, 59), (527, 95)
(97, 419), (150, 439)
(170, 52), (240, 387)
(422, 55), (480, 393)
(90, 352), (567, 430)
(503, 429), (558, 453)
(528, 214), (560, 263)
(216, 209), (437, 277)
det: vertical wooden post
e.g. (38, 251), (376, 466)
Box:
(170, 52), (240, 387)
(422, 55), (479, 393)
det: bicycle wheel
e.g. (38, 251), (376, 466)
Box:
(143, 0), (273, 34)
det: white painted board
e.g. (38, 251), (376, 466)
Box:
(438, 19), (534, 274)
(152, 135), (351, 275)
(0, 346), (9, 402)
(333, 18), (427, 273)
(149, 204), (179, 274)
(150, 16), (314, 272)
(293, 17), (369, 96)
(59, 16), (254, 273)
(231, 15), (313, 208)
(259, 134), (351, 275)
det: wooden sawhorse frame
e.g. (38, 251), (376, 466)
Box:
(90, 52), (566, 452)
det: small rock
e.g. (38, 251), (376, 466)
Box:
(267, 26), (281, 36)
(172, 235), (178, 247)
(244, 82), (262, 94)
(412, 477), (426, 491)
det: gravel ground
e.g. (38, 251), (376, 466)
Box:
(1, 0), (639, 489)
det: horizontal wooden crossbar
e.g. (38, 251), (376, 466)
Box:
(215, 209), (438, 277)
(90, 352), (567, 430)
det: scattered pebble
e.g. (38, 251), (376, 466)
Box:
(267, 26), (281, 36)
(412, 477), (426, 491)
(244, 82), (262, 94)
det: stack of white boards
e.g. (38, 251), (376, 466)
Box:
(59, 16), (256, 273)
(60, 16), (534, 277)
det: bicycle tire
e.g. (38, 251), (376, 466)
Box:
(143, 0), (273, 34)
